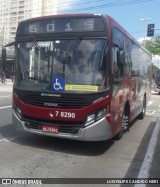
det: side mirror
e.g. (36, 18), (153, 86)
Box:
(117, 50), (125, 67)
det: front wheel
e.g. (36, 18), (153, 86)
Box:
(114, 112), (130, 140)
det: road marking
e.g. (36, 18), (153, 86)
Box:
(0, 87), (12, 91)
(134, 117), (160, 187)
(0, 138), (9, 142)
(0, 96), (11, 98)
(151, 91), (157, 93)
(0, 106), (12, 110)
(145, 110), (156, 116)
(0, 90), (12, 93)
(147, 101), (153, 106)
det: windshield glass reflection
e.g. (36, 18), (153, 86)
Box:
(15, 39), (108, 93)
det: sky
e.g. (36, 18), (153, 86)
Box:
(57, 0), (160, 41)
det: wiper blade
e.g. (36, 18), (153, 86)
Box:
(29, 35), (40, 48)
(63, 34), (83, 64)
(29, 35), (50, 58)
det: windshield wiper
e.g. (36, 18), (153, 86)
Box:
(62, 34), (83, 64)
(29, 35), (51, 58)
(29, 35), (41, 48)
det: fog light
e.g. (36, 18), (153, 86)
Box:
(16, 106), (22, 119)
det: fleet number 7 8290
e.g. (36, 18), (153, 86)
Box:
(55, 111), (76, 119)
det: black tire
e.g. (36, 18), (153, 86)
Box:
(138, 97), (146, 119)
(114, 129), (124, 140)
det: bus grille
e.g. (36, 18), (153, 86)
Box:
(15, 89), (91, 108)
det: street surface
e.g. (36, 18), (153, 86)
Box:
(0, 80), (160, 187)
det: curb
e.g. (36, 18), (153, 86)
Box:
(135, 117), (160, 183)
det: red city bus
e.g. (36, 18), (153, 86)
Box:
(12, 14), (152, 141)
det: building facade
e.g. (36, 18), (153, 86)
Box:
(0, 0), (58, 47)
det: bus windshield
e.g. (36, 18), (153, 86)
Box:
(15, 38), (108, 93)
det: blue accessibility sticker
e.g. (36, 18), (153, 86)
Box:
(52, 77), (65, 92)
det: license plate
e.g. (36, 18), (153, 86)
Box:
(42, 125), (58, 134)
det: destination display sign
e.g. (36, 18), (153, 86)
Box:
(18, 17), (105, 34)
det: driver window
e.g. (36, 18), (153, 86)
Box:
(112, 28), (125, 80)
(112, 47), (124, 79)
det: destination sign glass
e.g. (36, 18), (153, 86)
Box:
(18, 17), (105, 34)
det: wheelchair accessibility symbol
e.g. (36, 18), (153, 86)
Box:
(52, 78), (65, 92)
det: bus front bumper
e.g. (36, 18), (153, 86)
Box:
(12, 110), (111, 141)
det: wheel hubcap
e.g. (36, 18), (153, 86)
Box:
(122, 115), (129, 130)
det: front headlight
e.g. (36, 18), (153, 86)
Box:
(85, 114), (96, 126)
(17, 106), (22, 118)
(85, 107), (108, 127)
(97, 108), (107, 120)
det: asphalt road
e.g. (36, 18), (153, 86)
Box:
(0, 81), (160, 187)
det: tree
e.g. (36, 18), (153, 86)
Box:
(152, 64), (159, 79)
(143, 35), (160, 55)
(140, 35), (160, 79)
